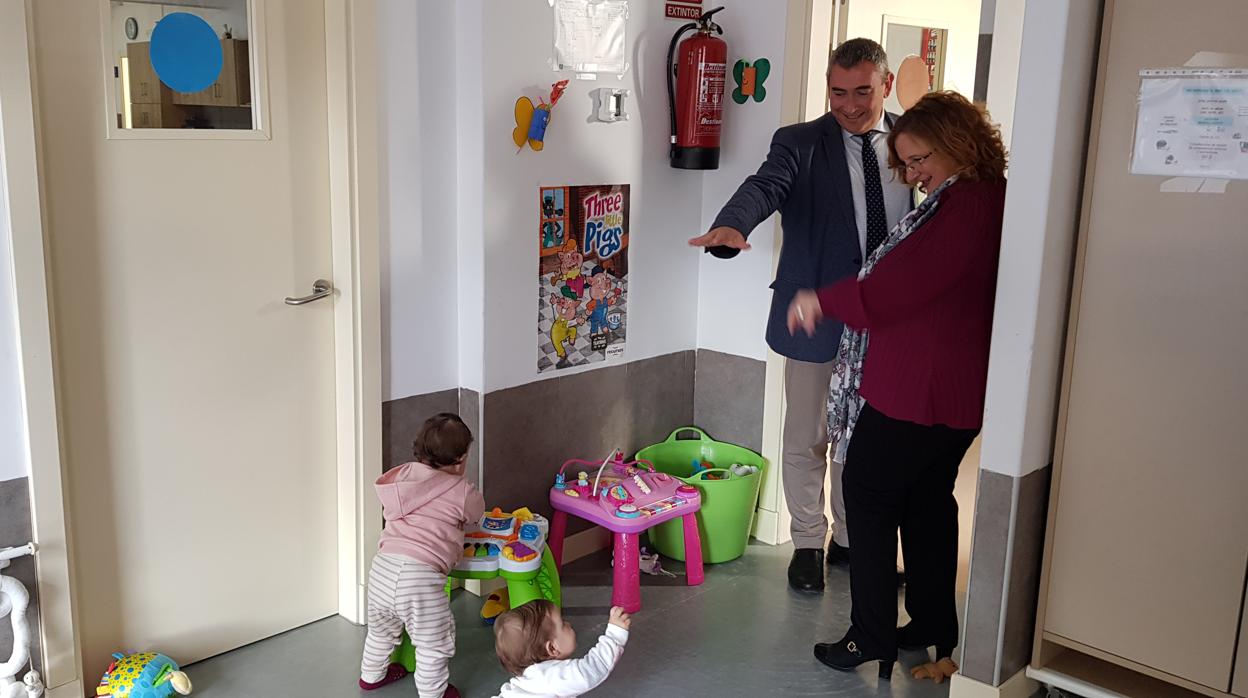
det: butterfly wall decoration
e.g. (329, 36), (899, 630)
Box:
(732, 58), (770, 104)
(514, 79), (570, 151)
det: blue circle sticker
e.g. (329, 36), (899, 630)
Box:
(150, 12), (223, 93)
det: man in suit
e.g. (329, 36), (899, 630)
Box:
(689, 39), (913, 593)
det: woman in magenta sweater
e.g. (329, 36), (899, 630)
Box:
(787, 91), (1008, 682)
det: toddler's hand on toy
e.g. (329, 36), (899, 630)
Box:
(609, 606), (632, 631)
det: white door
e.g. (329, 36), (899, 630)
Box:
(30, 0), (339, 679)
(1043, 0), (1248, 689)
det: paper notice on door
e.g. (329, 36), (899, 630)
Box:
(1131, 68), (1248, 180)
(551, 0), (629, 78)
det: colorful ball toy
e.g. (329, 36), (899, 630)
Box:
(96, 652), (191, 697)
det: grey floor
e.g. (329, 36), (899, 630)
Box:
(188, 543), (959, 697)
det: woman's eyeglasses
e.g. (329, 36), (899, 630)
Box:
(904, 152), (934, 172)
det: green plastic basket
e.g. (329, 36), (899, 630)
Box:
(635, 427), (767, 564)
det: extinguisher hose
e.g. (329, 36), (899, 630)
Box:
(667, 22), (698, 151)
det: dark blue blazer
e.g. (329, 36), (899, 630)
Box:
(711, 112), (906, 362)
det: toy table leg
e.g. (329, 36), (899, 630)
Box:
(681, 512), (705, 586)
(537, 546), (563, 607)
(612, 532), (642, 613)
(505, 548), (562, 609)
(507, 575), (542, 609)
(549, 510), (568, 569)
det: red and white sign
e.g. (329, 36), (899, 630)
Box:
(665, 0), (702, 20)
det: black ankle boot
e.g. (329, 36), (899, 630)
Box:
(813, 637), (895, 680)
(787, 548), (825, 593)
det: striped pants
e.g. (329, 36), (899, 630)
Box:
(360, 553), (455, 697)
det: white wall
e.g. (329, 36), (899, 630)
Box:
(212, 0), (249, 39)
(110, 2), (163, 49)
(696, 2), (790, 362)
(110, 1), (251, 45)
(845, 0), (982, 99)
(979, 0), (1101, 478)
(985, 0), (1023, 144)
(0, 161), (28, 482)
(980, 0), (997, 33)
(375, 0), (999, 398)
(378, 0), (461, 401)
(380, 0), (798, 399)
(455, 0), (485, 394)
(697, 0), (985, 361)
(479, 0), (709, 392)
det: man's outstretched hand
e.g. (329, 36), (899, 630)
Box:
(688, 226), (751, 252)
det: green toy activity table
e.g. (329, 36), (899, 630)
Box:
(391, 508), (561, 672)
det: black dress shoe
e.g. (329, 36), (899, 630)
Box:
(897, 623), (954, 659)
(826, 541), (851, 566)
(814, 637), (895, 680)
(787, 548), (825, 593)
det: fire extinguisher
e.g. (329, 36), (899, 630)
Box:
(667, 7), (727, 170)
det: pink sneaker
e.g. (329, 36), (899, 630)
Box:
(358, 663), (409, 690)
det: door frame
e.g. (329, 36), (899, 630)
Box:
(0, 0), (381, 693)
(0, 2), (82, 694)
(753, 0), (838, 547)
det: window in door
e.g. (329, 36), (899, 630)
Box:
(104, 0), (267, 135)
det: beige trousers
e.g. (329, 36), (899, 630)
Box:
(783, 358), (848, 550)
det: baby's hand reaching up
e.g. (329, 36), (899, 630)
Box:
(608, 606), (631, 631)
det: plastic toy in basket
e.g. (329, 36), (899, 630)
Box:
(637, 427), (768, 564)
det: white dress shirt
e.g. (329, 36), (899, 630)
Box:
(841, 115), (913, 257)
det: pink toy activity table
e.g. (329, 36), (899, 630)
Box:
(548, 455), (704, 613)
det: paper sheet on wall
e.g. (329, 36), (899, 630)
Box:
(1131, 68), (1248, 180)
(537, 185), (629, 373)
(551, 0), (629, 78)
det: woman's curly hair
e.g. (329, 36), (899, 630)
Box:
(887, 91), (1008, 183)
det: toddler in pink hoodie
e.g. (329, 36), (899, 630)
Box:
(358, 413), (485, 698)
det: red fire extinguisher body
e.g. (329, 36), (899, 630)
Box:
(673, 30), (726, 169)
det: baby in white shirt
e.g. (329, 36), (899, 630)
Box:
(492, 600), (630, 698)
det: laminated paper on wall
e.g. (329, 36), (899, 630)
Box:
(550, 0), (629, 79)
(1132, 68), (1248, 180)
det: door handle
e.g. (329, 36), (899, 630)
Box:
(284, 279), (333, 305)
